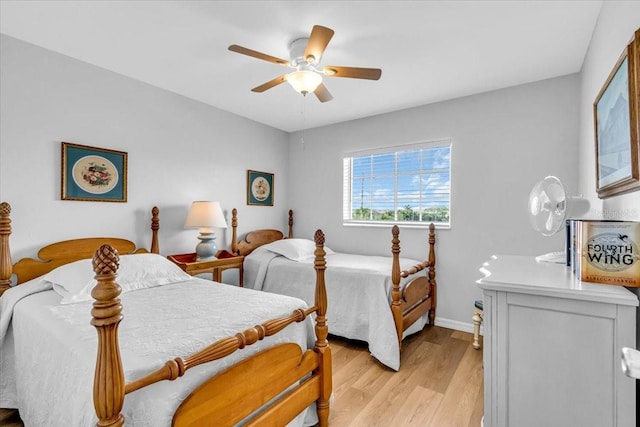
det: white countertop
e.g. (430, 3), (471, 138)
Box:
(477, 255), (639, 306)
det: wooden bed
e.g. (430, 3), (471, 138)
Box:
(230, 208), (436, 370)
(0, 202), (331, 426)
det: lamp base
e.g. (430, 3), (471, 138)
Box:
(195, 232), (217, 261)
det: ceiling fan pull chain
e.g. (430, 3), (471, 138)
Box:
(300, 96), (307, 149)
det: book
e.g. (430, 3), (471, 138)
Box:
(565, 219), (580, 270)
(565, 219), (573, 267)
(575, 220), (640, 287)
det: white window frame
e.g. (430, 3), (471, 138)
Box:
(342, 139), (451, 229)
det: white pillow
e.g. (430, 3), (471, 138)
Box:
(263, 238), (333, 262)
(42, 253), (192, 304)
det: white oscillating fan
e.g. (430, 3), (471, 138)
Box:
(528, 176), (590, 262)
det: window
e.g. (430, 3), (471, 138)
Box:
(343, 140), (451, 227)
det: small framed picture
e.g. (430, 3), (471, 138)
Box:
(61, 142), (128, 202)
(247, 170), (274, 206)
(593, 29), (640, 199)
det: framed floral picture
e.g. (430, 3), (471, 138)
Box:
(61, 142), (128, 202)
(593, 29), (640, 198)
(247, 170), (274, 206)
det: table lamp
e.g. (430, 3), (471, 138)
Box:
(184, 201), (228, 261)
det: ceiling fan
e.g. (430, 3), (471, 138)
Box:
(228, 25), (382, 102)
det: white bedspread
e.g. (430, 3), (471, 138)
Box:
(0, 278), (315, 426)
(244, 248), (429, 371)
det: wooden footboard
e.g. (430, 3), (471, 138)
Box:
(92, 230), (331, 426)
(390, 223), (437, 350)
(173, 343), (319, 426)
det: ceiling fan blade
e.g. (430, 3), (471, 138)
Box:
(314, 83), (333, 103)
(304, 25), (335, 62)
(228, 45), (290, 66)
(251, 75), (287, 93)
(323, 66), (382, 80)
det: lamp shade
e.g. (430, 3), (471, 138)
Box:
(184, 201), (228, 230)
(286, 70), (322, 94)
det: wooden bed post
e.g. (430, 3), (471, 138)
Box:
(91, 245), (125, 427)
(0, 202), (12, 296)
(150, 206), (160, 254)
(390, 225), (403, 350)
(231, 208), (239, 255)
(427, 223), (437, 326)
(313, 229), (331, 426)
(288, 210), (294, 238)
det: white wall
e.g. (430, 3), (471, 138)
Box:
(288, 74), (581, 328)
(0, 35), (291, 263)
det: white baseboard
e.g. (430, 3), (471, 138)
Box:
(434, 317), (484, 335)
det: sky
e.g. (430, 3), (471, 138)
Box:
(350, 144), (451, 213)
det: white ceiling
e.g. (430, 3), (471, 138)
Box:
(0, 0), (603, 133)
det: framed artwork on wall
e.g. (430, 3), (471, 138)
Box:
(593, 28), (640, 199)
(247, 170), (274, 206)
(61, 142), (128, 202)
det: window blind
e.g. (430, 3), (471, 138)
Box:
(343, 139), (451, 227)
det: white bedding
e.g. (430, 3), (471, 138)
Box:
(244, 246), (430, 371)
(0, 277), (316, 426)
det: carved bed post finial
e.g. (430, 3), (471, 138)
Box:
(288, 210), (294, 238)
(231, 208), (239, 255)
(390, 225), (403, 348)
(0, 202), (12, 296)
(91, 245), (125, 427)
(150, 206), (160, 254)
(313, 229), (331, 426)
(428, 223), (437, 326)
(313, 229), (327, 331)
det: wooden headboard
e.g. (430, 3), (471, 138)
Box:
(230, 208), (293, 256)
(0, 203), (160, 294)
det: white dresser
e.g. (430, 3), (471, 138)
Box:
(477, 255), (638, 427)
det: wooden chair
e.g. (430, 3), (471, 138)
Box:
(472, 299), (483, 350)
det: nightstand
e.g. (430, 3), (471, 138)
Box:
(167, 252), (244, 287)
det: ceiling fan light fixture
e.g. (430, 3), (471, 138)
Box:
(286, 70), (322, 95)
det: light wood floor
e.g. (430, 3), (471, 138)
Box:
(328, 325), (484, 427)
(0, 326), (483, 427)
